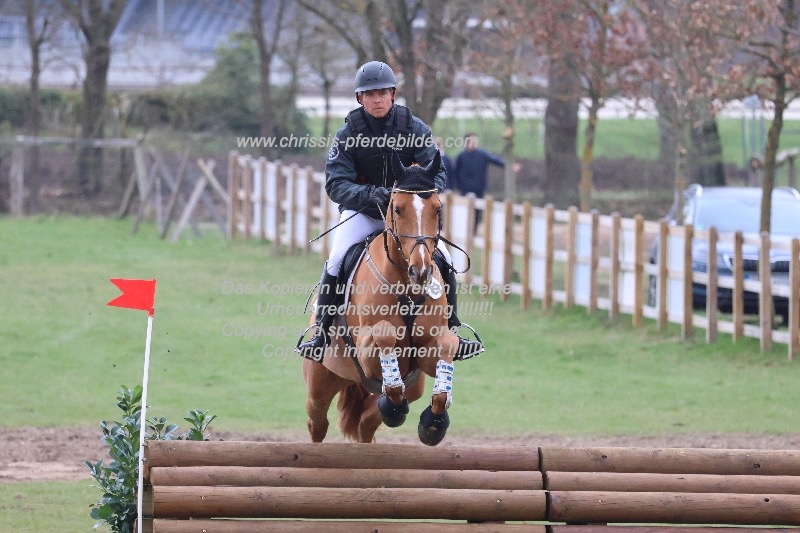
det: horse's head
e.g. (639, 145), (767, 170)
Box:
(385, 152), (442, 287)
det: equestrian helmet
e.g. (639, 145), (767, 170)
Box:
(355, 61), (397, 93)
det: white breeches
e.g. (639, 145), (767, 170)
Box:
(325, 210), (452, 275)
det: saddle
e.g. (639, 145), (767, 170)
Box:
(337, 230), (383, 286)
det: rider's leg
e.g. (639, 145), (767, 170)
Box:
(297, 211), (383, 361)
(296, 263), (340, 361)
(434, 243), (484, 359)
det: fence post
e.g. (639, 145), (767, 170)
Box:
(502, 200), (513, 302)
(759, 231), (772, 352)
(790, 238), (799, 360)
(521, 202), (532, 310)
(589, 210), (599, 313)
(657, 220), (668, 332)
(706, 227), (718, 343)
(304, 166), (313, 254)
(682, 225), (694, 340)
(464, 194), (476, 287)
(633, 214), (644, 328)
(242, 157), (253, 241)
(227, 151), (239, 239)
(609, 212), (621, 321)
(482, 196), (494, 294)
(543, 205), (554, 311)
(733, 231), (744, 341)
(273, 162), (284, 255)
(565, 206), (578, 308)
(289, 165), (299, 255)
(320, 176), (331, 259)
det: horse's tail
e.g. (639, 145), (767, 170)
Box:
(337, 382), (369, 441)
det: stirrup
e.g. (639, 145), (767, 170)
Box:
(295, 325), (327, 363)
(453, 323), (484, 361)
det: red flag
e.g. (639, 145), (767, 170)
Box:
(108, 279), (157, 316)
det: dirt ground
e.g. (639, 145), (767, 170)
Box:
(3, 426), (800, 483)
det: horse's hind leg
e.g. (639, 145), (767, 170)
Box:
(357, 394), (382, 443)
(303, 358), (349, 442)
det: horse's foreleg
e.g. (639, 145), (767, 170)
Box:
(418, 336), (457, 446)
(367, 321), (410, 428)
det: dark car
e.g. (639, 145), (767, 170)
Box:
(648, 185), (800, 324)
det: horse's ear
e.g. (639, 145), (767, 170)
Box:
(391, 153), (406, 185)
(425, 150), (441, 181)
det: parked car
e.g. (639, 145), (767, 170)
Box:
(648, 185), (800, 324)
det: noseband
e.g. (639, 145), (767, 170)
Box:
(382, 188), (441, 272)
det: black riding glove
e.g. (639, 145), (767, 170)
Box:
(369, 186), (391, 212)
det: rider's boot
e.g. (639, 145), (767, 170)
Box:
(296, 267), (341, 362)
(438, 258), (484, 360)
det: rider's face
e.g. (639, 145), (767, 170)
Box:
(358, 88), (394, 119)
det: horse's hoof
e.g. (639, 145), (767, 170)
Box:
(417, 405), (450, 446)
(378, 394), (409, 428)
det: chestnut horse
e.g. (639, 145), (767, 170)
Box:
(302, 153), (459, 446)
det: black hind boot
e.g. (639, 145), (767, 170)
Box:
(296, 268), (341, 362)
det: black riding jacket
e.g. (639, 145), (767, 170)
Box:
(325, 104), (446, 220)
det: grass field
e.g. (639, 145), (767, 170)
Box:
(3, 215), (800, 532)
(3, 215), (800, 435)
(0, 481), (96, 533)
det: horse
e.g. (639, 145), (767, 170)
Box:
(302, 152), (460, 446)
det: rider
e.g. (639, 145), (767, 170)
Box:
(296, 61), (483, 361)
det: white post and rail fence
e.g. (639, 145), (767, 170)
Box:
(226, 151), (800, 359)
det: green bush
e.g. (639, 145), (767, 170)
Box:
(0, 87), (74, 130)
(83, 386), (216, 533)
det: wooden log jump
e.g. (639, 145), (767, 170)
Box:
(143, 441), (800, 532)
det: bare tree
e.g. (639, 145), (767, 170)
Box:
(635, 0), (741, 219)
(733, 0), (800, 233)
(572, 0), (648, 211)
(298, 15), (354, 139)
(25, 0), (59, 211)
(60, 0), (127, 197)
(247, 0), (289, 158)
(467, 0), (537, 199)
(296, 0), (474, 125)
(294, 0), (384, 66)
(536, 2), (582, 208)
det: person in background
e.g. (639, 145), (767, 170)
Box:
(436, 137), (455, 191)
(453, 132), (519, 231)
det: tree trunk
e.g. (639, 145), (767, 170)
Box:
(501, 74), (516, 200)
(544, 57), (581, 209)
(79, 39), (110, 196)
(27, 12), (42, 213)
(654, 90), (679, 184)
(761, 73), (786, 234)
(688, 108), (725, 186)
(579, 98), (601, 212)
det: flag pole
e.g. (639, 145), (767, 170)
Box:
(137, 310), (154, 533)
(106, 278), (157, 533)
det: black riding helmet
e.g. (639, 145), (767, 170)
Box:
(355, 61), (397, 98)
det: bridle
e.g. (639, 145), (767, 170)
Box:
(376, 187), (471, 275)
(381, 187), (441, 272)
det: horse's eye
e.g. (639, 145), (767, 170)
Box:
(394, 206), (401, 215)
